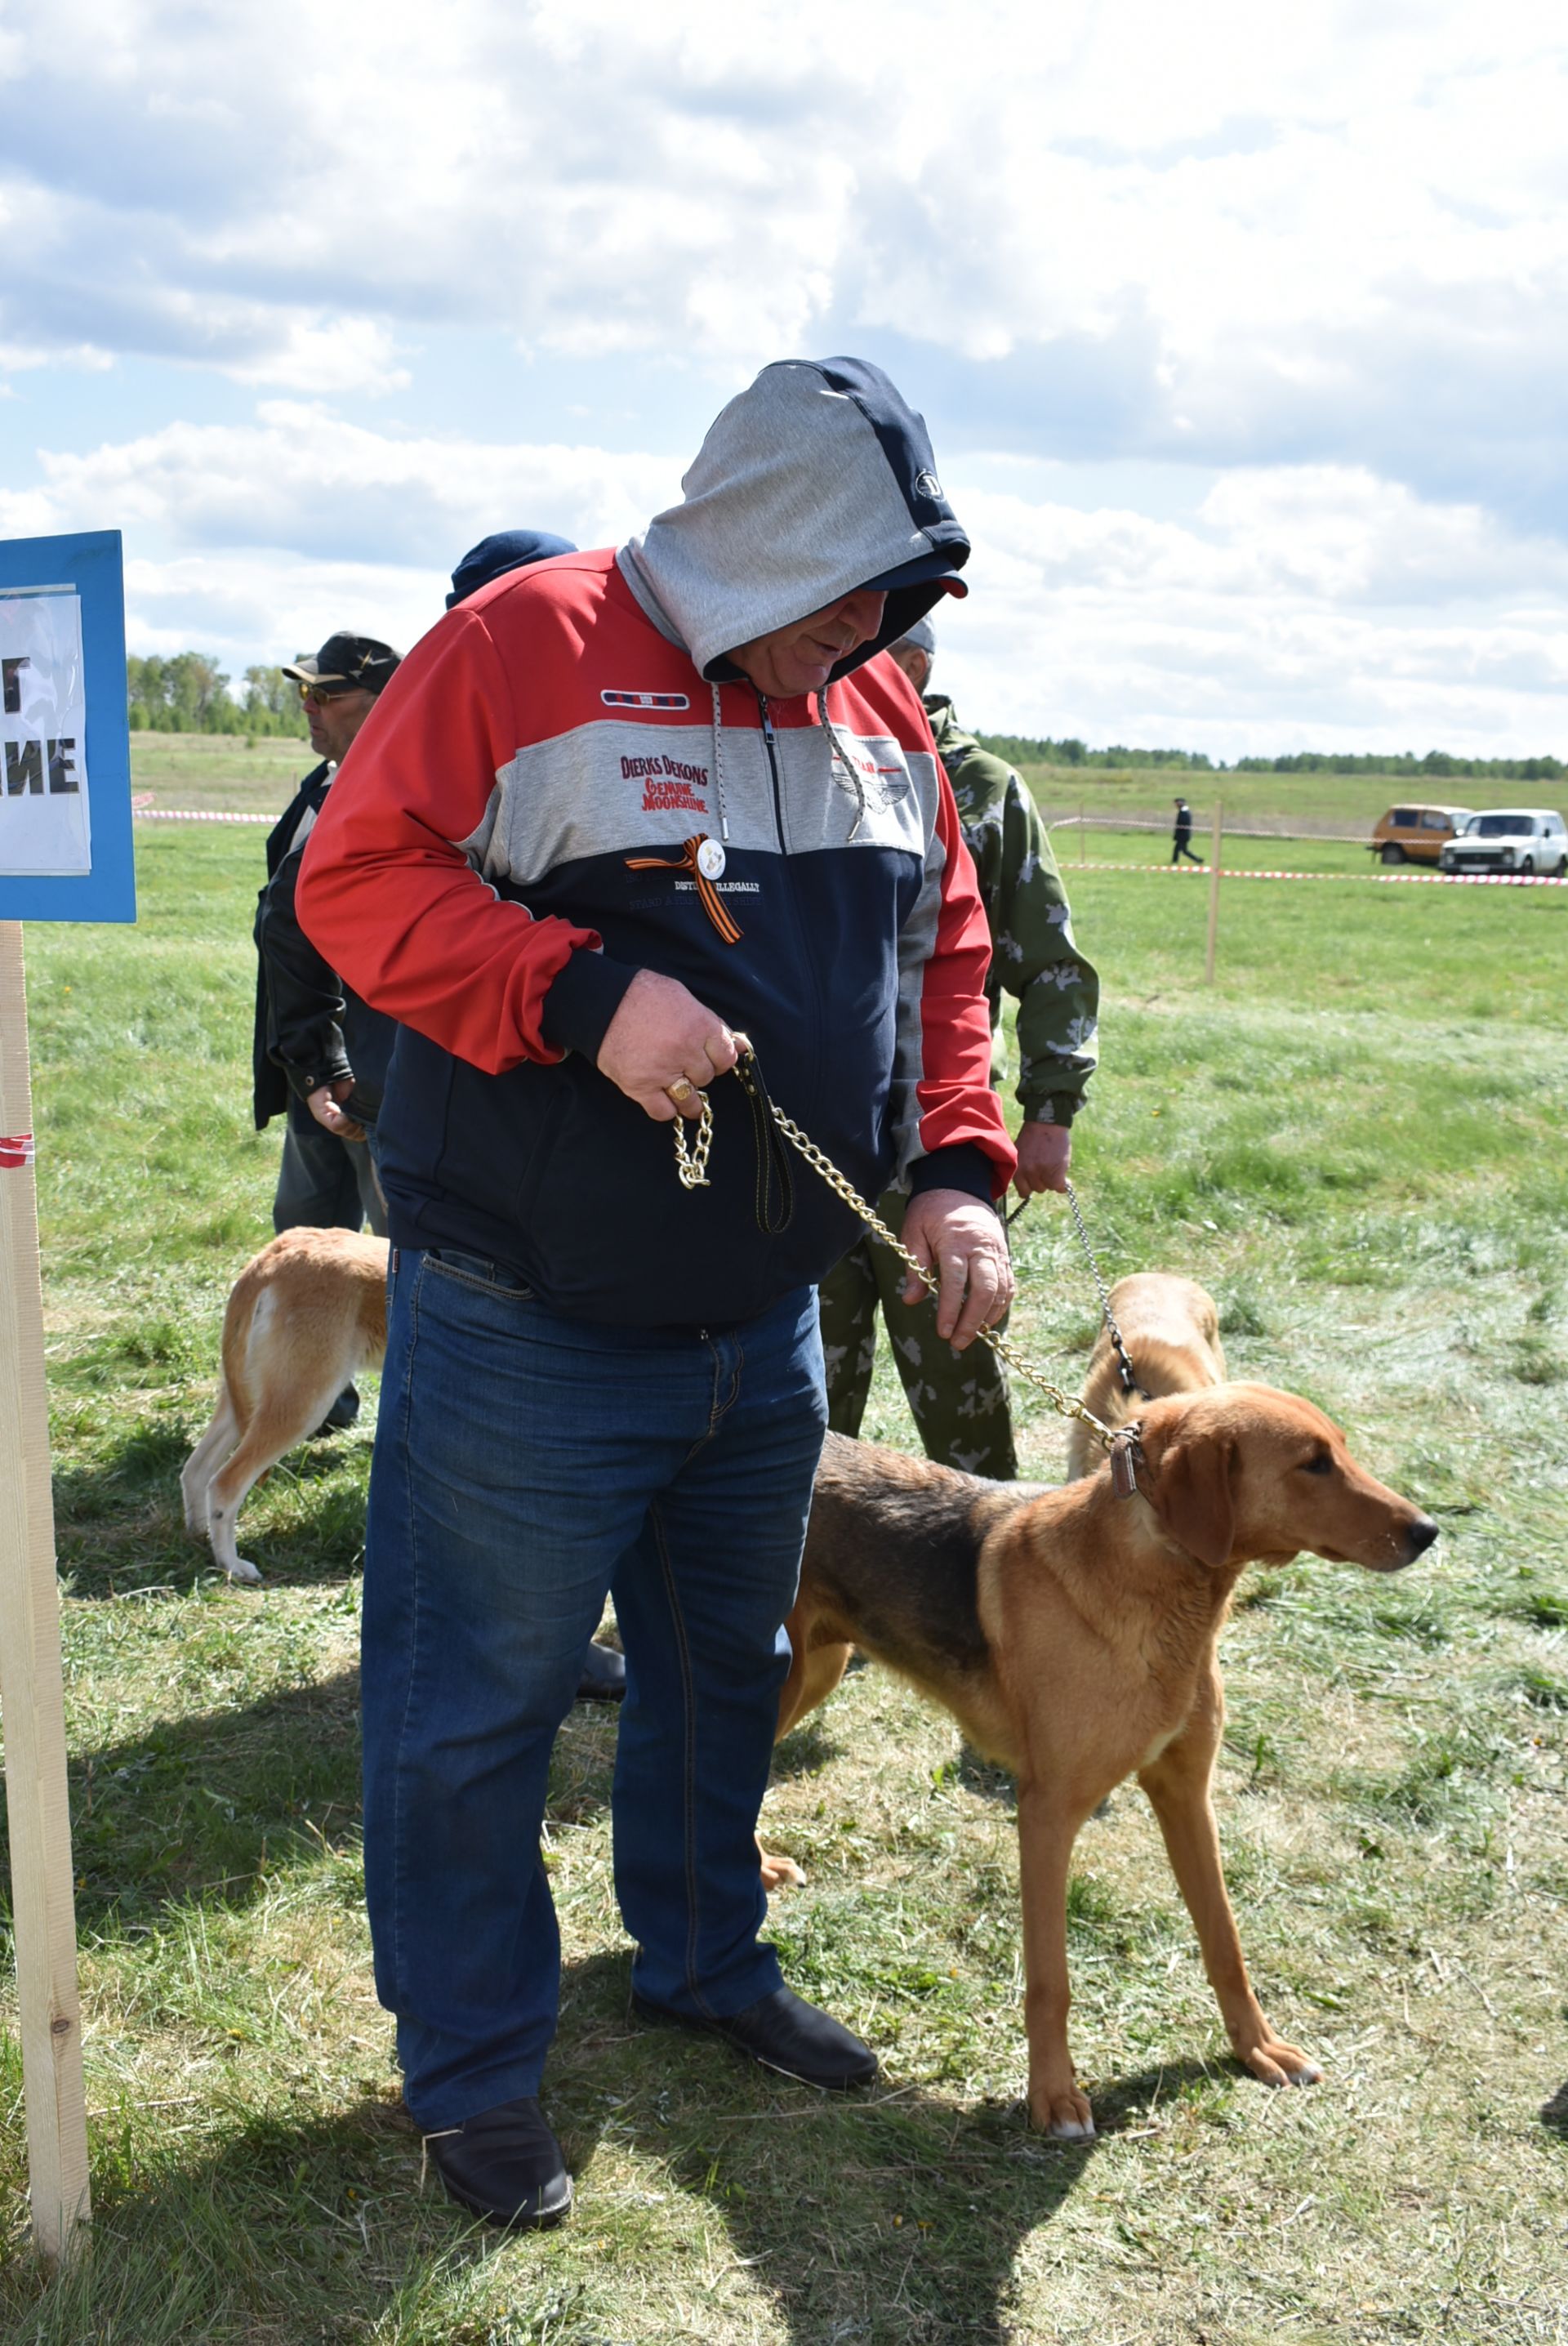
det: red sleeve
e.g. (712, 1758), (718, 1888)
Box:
(295, 607), (600, 1075)
(915, 768), (1017, 1198)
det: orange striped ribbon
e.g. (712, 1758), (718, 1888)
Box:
(624, 834), (742, 943)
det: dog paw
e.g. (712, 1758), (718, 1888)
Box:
(1241, 2036), (1322, 2089)
(757, 1847), (807, 1893)
(1031, 2089), (1096, 2140)
(225, 1556), (264, 1587)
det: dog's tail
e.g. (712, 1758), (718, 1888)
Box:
(216, 1260), (274, 1434)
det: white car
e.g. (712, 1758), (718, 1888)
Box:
(1439, 809), (1568, 876)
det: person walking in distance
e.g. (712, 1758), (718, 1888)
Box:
(1171, 794), (1204, 863)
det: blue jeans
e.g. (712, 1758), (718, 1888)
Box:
(362, 1247), (827, 2128)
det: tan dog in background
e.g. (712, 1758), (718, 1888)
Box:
(1065, 1271), (1227, 1480)
(774, 1386), (1437, 2136)
(181, 1229), (389, 1583)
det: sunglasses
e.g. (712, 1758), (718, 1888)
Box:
(297, 680), (368, 707)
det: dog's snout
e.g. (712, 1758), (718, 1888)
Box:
(1405, 1515), (1440, 1560)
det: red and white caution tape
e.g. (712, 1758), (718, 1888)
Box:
(1071, 861), (1566, 886)
(0, 1132), (36, 1170)
(134, 807), (274, 825)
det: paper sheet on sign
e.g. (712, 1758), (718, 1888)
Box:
(0, 591), (91, 875)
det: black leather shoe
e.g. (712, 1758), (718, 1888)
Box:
(424, 2095), (572, 2228)
(631, 1986), (877, 2090)
(576, 1639), (626, 1702)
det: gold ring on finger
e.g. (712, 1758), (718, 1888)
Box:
(666, 1076), (696, 1105)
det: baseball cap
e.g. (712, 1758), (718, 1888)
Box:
(281, 632), (401, 694)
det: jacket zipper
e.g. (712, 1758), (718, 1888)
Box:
(755, 691), (786, 853)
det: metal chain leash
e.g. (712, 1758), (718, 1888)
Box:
(672, 1090), (715, 1189)
(1062, 1177), (1143, 1398)
(672, 1065), (1119, 1453)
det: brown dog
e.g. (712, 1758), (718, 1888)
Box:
(1065, 1272), (1227, 1480)
(181, 1229), (390, 1582)
(774, 1385), (1437, 2135)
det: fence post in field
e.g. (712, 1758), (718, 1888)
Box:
(1205, 800), (1223, 983)
(0, 922), (90, 2259)
(1080, 803), (1086, 865)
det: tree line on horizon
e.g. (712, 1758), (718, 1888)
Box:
(127, 653), (306, 738)
(977, 732), (1566, 782)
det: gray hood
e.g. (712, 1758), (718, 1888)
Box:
(617, 356), (969, 686)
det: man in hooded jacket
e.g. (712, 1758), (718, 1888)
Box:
(297, 357), (1015, 2227)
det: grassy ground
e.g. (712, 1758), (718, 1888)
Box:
(131, 733), (310, 814)
(0, 810), (1565, 2342)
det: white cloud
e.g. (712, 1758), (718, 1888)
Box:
(926, 467), (1568, 757)
(2, 0), (1567, 753)
(2, 0), (1566, 514)
(16, 396), (1568, 756)
(0, 402), (679, 574)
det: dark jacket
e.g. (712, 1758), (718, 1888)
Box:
(252, 760), (397, 1131)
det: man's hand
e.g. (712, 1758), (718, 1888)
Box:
(307, 1077), (365, 1142)
(597, 968), (745, 1121)
(1013, 1119), (1071, 1198)
(901, 1189), (1014, 1350)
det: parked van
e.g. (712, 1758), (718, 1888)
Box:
(1369, 805), (1475, 865)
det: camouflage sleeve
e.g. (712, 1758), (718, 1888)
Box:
(991, 774), (1100, 1125)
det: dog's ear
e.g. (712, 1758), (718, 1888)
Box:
(1147, 1430), (1236, 1568)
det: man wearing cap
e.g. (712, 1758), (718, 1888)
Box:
(298, 357), (1013, 2228)
(252, 634), (400, 1427)
(818, 618), (1100, 1477)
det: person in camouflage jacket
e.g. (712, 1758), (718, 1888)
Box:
(818, 620), (1099, 1477)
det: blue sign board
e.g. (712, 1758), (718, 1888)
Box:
(0, 530), (134, 924)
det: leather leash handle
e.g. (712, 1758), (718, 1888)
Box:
(733, 1048), (795, 1235)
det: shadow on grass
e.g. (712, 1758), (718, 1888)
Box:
(6, 1676), (621, 1940)
(0, 2091), (554, 2346)
(2, 1943), (1218, 2346)
(1541, 2081), (1568, 2141)
(554, 1954), (1223, 2346)
(771, 1712), (843, 1782)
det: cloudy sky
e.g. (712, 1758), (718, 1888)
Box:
(2, 0), (1566, 757)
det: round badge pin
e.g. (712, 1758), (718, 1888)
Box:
(696, 838), (727, 880)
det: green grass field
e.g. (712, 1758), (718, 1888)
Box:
(0, 805), (1565, 2343)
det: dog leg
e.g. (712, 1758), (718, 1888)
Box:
(1016, 1775), (1097, 2139)
(181, 1387), (238, 1536)
(755, 1834), (806, 1893)
(203, 1378), (341, 1586)
(757, 1624), (854, 1891)
(1137, 1668), (1322, 2090)
(776, 1635), (853, 1742)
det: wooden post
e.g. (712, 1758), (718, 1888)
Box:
(1205, 801), (1223, 984)
(0, 922), (89, 2258)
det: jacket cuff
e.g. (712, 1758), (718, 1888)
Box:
(540, 947), (640, 1060)
(907, 1143), (998, 1206)
(283, 1055), (353, 1100)
(1021, 1093), (1081, 1126)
